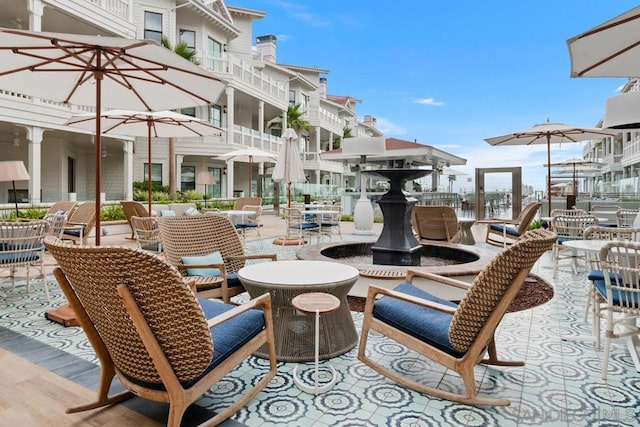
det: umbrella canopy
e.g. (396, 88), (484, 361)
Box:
(272, 128), (306, 207)
(216, 148), (278, 197)
(0, 29), (225, 244)
(485, 121), (616, 214)
(544, 158), (602, 197)
(567, 6), (640, 77)
(65, 110), (223, 214)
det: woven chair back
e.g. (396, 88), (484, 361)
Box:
(158, 214), (246, 274)
(514, 202), (542, 234)
(0, 220), (49, 264)
(550, 208), (587, 217)
(233, 197), (262, 211)
(44, 236), (213, 386)
(616, 209), (640, 228)
(412, 205), (458, 241)
(449, 228), (555, 352)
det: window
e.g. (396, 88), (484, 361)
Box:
(301, 93), (309, 112)
(179, 107), (196, 117)
(208, 167), (222, 198)
(289, 89), (296, 106)
(144, 163), (163, 185)
(67, 157), (76, 193)
(207, 37), (222, 72)
(181, 165), (195, 192)
(208, 105), (222, 127)
(144, 12), (163, 43)
(179, 29), (196, 49)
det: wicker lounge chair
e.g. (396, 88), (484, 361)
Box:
(44, 236), (277, 427)
(120, 201), (150, 239)
(61, 201), (98, 245)
(158, 215), (277, 302)
(484, 201), (541, 247)
(233, 197), (262, 211)
(411, 205), (460, 242)
(358, 228), (556, 406)
(46, 200), (77, 216)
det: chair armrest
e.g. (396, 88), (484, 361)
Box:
(366, 284), (457, 315)
(228, 253), (277, 262)
(206, 293), (272, 328)
(405, 269), (471, 290)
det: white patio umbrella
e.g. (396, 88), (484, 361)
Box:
(272, 128), (306, 207)
(544, 158), (602, 197)
(567, 6), (640, 78)
(485, 121), (616, 214)
(216, 148), (278, 197)
(65, 110), (223, 215)
(0, 29), (225, 245)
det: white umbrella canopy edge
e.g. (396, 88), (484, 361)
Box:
(65, 110), (223, 214)
(0, 29), (227, 244)
(567, 6), (640, 78)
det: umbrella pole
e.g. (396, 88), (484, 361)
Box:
(547, 134), (551, 215)
(148, 121), (152, 216)
(287, 182), (291, 208)
(94, 70), (102, 246)
(248, 157), (253, 197)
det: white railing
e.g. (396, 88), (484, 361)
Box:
(86, 0), (130, 20)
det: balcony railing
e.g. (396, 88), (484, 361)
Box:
(87, 0), (130, 20)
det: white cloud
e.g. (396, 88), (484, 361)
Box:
(415, 97), (444, 107)
(373, 117), (407, 136)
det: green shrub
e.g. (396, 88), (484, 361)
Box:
(100, 205), (125, 221)
(181, 190), (203, 201)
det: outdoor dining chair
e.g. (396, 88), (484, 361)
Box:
(43, 236), (277, 427)
(0, 220), (50, 301)
(131, 215), (161, 254)
(589, 240), (640, 379)
(358, 228), (556, 406)
(120, 200), (150, 239)
(551, 214), (599, 277)
(616, 208), (640, 228)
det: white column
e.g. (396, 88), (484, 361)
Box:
(258, 100), (264, 149)
(226, 87), (235, 145)
(226, 160), (234, 197)
(123, 139), (134, 200)
(27, 126), (43, 204)
(27, 0), (43, 31)
(175, 155), (184, 192)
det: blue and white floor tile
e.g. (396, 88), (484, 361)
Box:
(1, 246), (640, 425)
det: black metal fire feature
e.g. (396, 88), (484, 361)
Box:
(362, 168), (432, 266)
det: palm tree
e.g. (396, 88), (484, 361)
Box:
(448, 174), (457, 193)
(269, 104), (310, 133)
(333, 125), (352, 149)
(161, 36), (200, 197)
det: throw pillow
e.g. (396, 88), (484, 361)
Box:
(181, 251), (223, 277)
(184, 206), (200, 216)
(159, 210), (176, 216)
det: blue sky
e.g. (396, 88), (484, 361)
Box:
(232, 1), (638, 193)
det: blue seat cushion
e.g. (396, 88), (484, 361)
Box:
(372, 283), (463, 358)
(235, 223), (258, 229)
(181, 251), (223, 277)
(589, 270), (640, 308)
(293, 223), (319, 230)
(0, 251), (40, 263)
(489, 224), (520, 237)
(63, 229), (82, 237)
(141, 242), (161, 252)
(125, 298), (265, 390)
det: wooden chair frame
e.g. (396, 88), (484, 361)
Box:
(358, 228), (555, 406)
(484, 202), (541, 247)
(61, 201), (98, 245)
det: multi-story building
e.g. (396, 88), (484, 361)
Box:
(0, 0), (463, 208)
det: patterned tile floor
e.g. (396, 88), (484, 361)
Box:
(1, 235), (640, 426)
